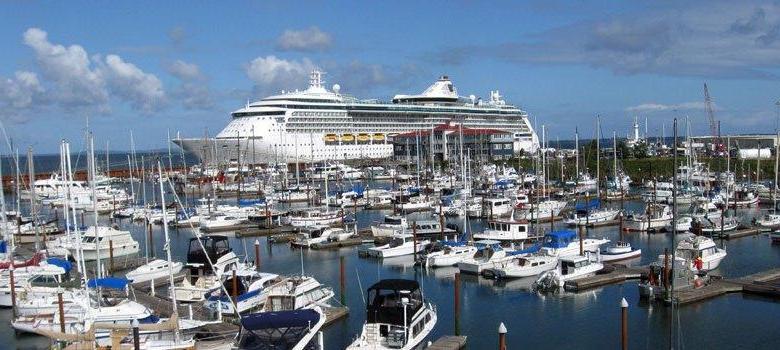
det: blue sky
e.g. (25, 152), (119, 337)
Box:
(2, 0), (780, 153)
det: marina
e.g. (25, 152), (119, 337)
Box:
(2, 3), (780, 349)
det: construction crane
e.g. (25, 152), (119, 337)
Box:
(703, 83), (724, 155)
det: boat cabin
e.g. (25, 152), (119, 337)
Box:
(366, 279), (423, 327)
(186, 235), (232, 275)
(559, 255), (593, 276)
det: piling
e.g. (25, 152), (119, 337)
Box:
(232, 269), (238, 302)
(132, 319), (140, 350)
(498, 322), (507, 350)
(9, 266), (16, 316)
(109, 240), (115, 274)
(621, 298), (628, 350)
(340, 256), (346, 305)
(412, 221), (418, 260)
(57, 289), (65, 333)
(663, 249), (669, 290)
(454, 272), (461, 336)
(578, 226), (584, 256)
(254, 239), (261, 270)
(147, 223), (153, 258)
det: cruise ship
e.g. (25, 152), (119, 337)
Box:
(174, 70), (539, 164)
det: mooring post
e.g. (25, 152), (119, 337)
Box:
(621, 297), (628, 350)
(498, 322), (507, 350)
(663, 248), (669, 290)
(254, 239), (261, 270)
(232, 268), (238, 302)
(412, 221), (418, 260)
(340, 255), (346, 305)
(578, 225), (584, 256)
(454, 272), (461, 336)
(9, 266), (16, 317)
(109, 240), (115, 275)
(57, 288), (65, 333)
(132, 319), (140, 350)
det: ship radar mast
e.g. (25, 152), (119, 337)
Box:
(309, 69), (325, 89)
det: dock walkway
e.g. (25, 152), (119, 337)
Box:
(427, 336), (467, 350)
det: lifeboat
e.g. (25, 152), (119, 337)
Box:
(341, 134), (355, 143)
(324, 134), (337, 143)
(372, 133), (385, 142)
(357, 133), (371, 143)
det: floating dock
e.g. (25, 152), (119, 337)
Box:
(427, 336), (468, 350)
(564, 264), (644, 292)
(717, 227), (761, 240)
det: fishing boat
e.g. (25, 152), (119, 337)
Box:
(398, 196), (434, 212)
(538, 230), (609, 258)
(599, 242), (641, 262)
(535, 254), (604, 290)
(514, 199), (566, 221)
(289, 208), (344, 227)
(564, 199), (620, 226)
(261, 276), (334, 312)
(292, 226), (355, 248)
(624, 203), (673, 232)
(473, 218), (536, 242)
(699, 217), (739, 234)
(366, 233), (430, 259)
(200, 212), (248, 231)
(347, 279), (437, 350)
(483, 254), (557, 279)
(666, 216), (693, 233)
(756, 213), (780, 231)
(481, 197), (513, 218)
(672, 234), (727, 272)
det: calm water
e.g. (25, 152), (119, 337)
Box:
(3, 185), (780, 349)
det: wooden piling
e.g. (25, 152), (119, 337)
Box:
(232, 269), (238, 302)
(109, 240), (115, 274)
(9, 266), (16, 317)
(663, 249), (669, 290)
(413, 221), (418, 260)
(254, 239), (261, 270)
(132, 319), (140, 350)
(498, 322), (507, 350)
(340, 255), (346, 305)
(58, 290), (65, 333)
(454, 272), (461, 336)
(621, 298), (628, 350)
(578, 226), (584, 256)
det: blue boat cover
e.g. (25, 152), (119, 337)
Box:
(351, 184), (365, 196)
(241, 309), (321, 330)
(238, 199), (265, 207)
(508, 243), (542, 256)
(575, 198), (601, 211)
(87, 277), (130, 289)
(544, 230), (577, 248)
(0, 240), (6, 253)
(47, 258), (73, 272)
(138, 314), (160, 324)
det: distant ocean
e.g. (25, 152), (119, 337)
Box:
(0, 151), (200, 175)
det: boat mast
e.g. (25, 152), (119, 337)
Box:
(775, 132), (779, 215)
(27, 147), (39, 252)
(613, 131), (618, 192)
(669, 118), (678, 349)
(596, 116), (600, 198)
(575, 128), (579, 183)
(157, 160), (182, 344)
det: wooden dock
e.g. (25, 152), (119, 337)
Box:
(323, 306), (349, 326)
(235, 225), (298, 238)
(564, 264), (644, 292)
(675, 278), (743, 305)
(427, 336), (468, 350)
(717, 227), (761, 240)
(311, 237), (365, 250)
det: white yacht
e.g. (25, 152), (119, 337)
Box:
(421, 242), (478, 267)
(289, 208), (344, 227)
(472, 219), (535, 242)
(515, 199), (566, 221)
(366, 233), (430, 259)
(538, 231), (609, 258)
(481, 197), (513, 218)
(673, 234), (727, 272)
(235, 307), (325, 350)
(371, 215), (408, 238)
(484, 254), (557, 279)
(347, 279), (437, 350)
(535, 254), (604, 289)
(564, 199), (620, 226)
(72, 226), (140, 261)
(125, 259), (183, 284)
(174, 71), (539, 164)
(457, 240), (510, 274)
(261, 276), (334, 312)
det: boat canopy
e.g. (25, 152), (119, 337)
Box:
(544, 230), (577, 248)
(87, 277), (130, 289)
(241, 309), (321, 330)
(47, 257), (73, 273)
(508, 243), (542, 256)
(238, 199), (265, 207)
(575, 198), (601, 211)
(0, 240), (5, 253)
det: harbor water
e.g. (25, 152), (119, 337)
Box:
(2, 182), (780, 349)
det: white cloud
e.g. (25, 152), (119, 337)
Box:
(23, 27), (107, 108)
(625, 101), (713, 113)
(246, 55), (314, 92)
(167, 59), (203, 81)
(99, 54), (166, 113)
(20, 27), (166, 114)
(0, 71), (45, 122)
(276, 27), (332, 52)
(166, 59), (213, 110)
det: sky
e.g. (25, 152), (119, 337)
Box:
(2, 0), (780, 153)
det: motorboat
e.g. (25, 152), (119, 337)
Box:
(399, 197), (434, 212)
(125, 259), (184, 284)
(472, 219), (536, 242)
(538, 230), (609, 258)
(535, 254), (604, 290)
(483, 254), (557, 279)
(624, 203), (673, 232)
(756, 213), (780, 231)
(200, 212), (248, 231)
(564, 199), (620, 226)
(698, 217), (738, 234)
(203, 272), (280, 314)
(481, 197), (513, 218)
(72, 225), (140, 261)
(371, 215), (408, 238)
(420, 241), (478, 267)
(347, 279), (436, 350)
(457, 240), (510, 274)
(366, 233), (430, 259)
(261, 276), (334, 312)
(289, 208), (344, 227)
(514, 199), (566, 221)
(235, 307), (325, 350)
(672, 234), (727, 272)
(599, 242), (641, 262)
(666, 216), (693, 233)
(292, 226), (355, 247)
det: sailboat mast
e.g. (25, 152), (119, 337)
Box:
(613, 132), (617, 191)
(27, 147), (39, 251)
(596, 116), (600, 198)
(575, 128), (579, 181)
(157, 160), (181, 343)
(669, 118), (678, 349)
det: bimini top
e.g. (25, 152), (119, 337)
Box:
(87, 277), (130, 290)
(575, 198), (601, 212)
(241, 309), (321, 331)
(368, 279), (420, 293)
(544, 230), (577, 248)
